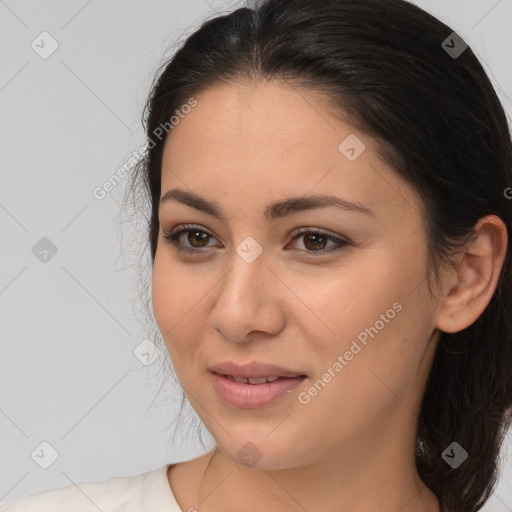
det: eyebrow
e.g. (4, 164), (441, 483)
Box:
(159, 188), (374, 222)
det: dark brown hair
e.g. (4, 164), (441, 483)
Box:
(126, 1), (512, 510)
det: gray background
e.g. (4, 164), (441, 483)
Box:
(0, 0), (511, 509)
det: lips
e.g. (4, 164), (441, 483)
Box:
(210, 361), (307, 379)
(209, 361), (308, 407)
(211, 373), (307, 408)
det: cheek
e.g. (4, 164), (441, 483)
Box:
(292, 262), (402, 353)
(152, 256), (202, 354)
(304, 250), (430, 386)
(152, 256), (176, 335)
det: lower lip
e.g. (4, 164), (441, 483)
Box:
(211, 372), (307, 408)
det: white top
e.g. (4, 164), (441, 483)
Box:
(0, 464), (182, 511)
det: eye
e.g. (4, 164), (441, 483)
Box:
(288, 227), (349, 255)
(160, 224), (349, 256)
(161, 224), (218, 255)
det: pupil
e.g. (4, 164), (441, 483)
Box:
(305, 234), (325, 250)
(188, 231), (209, 247)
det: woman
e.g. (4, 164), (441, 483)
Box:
(3, 0), (511, 511)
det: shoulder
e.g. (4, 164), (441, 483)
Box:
(0, 465), (168, 512)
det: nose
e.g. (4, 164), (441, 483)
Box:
(211, 250), (286, 344)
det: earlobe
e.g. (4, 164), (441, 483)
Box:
(435, 215), (508, 334)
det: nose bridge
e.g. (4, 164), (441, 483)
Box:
(220, 241), (267, 307)
(212, 240), (283, 341)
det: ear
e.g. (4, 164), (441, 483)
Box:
(436, 215), (508, 334)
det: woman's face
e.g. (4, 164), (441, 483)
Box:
(152, 81), (442, 470)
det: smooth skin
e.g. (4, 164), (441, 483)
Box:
(151, 80), (507, 512)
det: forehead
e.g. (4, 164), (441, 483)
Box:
(162, 81), (372, 184)
(160, 81), (423, 226)
(165, 80), (357, 154)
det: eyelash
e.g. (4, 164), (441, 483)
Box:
(161, 224), (349, 257)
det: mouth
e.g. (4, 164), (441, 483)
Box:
(210, 368), (307, 408)
(215, 374), (306, 384)
(209, 361), (307, 380)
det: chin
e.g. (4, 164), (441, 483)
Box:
(213, 433), (308, 471)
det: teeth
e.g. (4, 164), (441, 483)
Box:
(248, 377), (270, 384)
(225, 375), (281, 384)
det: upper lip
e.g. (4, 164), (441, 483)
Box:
(210, 361), (307, 379)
